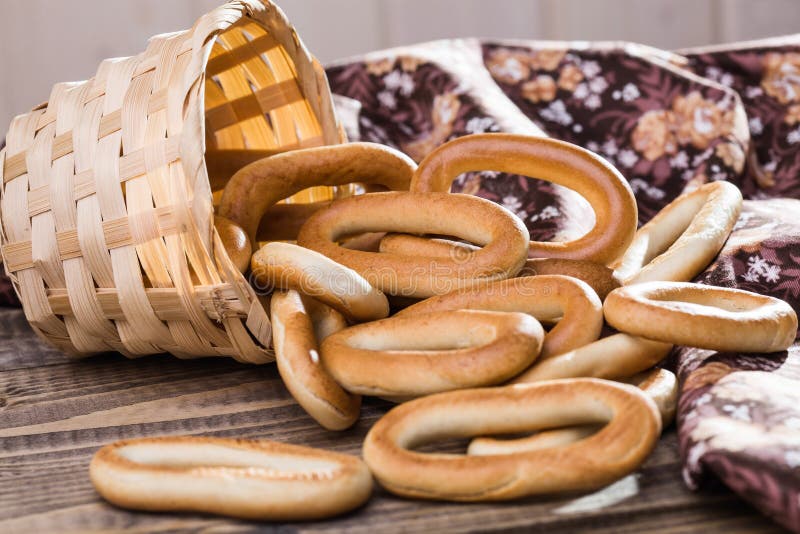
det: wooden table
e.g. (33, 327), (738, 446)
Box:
(0, 307), (783, 532)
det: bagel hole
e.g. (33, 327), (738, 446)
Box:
(116, 443), (340, 475)
(648, 291), (760, 313)
(451, 172), (596, 243)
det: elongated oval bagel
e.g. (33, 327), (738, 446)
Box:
(396, 275), (602, 359)
(612, 181), (743, 284)
(468, 368), (677, 456)
(216, 143), (416, 270)
(219, 142), (416, 240)
(362, 378), (660, 501)
(379, 234), (621, 300)
(604, 282), (798, 352)
(321, 310), (544, 398)
(271, 290), (359, 430)
(90, 436), (373, 520)
(410, 133), (637, 264)
(297, 192), (530, 298)
(251, 242), (389, 322)
(509, 333), (672, 384)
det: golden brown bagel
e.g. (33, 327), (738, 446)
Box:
(612, 181), (743, 284)
(518, 258), (621, 301)
(379, 234), (621, 299)
(320, 310), (544, 398)
(509, 333), (672, 384)
(468, 368), (677, 456)
(410, 133), (637, 265)
(256, 201), (331, 242)
(216, 142), (416, 269)
(604, 282), (798, 352)
(251, 242), (389, 322)
(296, 191), (530, 298)
(90, 436), (373, 520)
(362, 378), (660, 501)
(396, 275), (603, 359)
(271, 290), (360, 430)
(214, 216), (252, 273)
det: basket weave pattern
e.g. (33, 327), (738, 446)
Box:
(0, 0), (344, 362)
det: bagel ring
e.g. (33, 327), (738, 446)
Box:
(362, 378), (661, 501)
(270, 290), (360, 430)
(410, 133), (638, 265)
(518, 258), (621, 301)
(509, 333), (672, 385)
(90, 436), (373, 520)
(604, 282), (798, 352)
(380, 234), (621, 300)
(296, 191), (530, 298)
(216, 142), (416, 270)
(468, 368), (677, 456)
(396, 275), (603, 359)
(251, 242), (389, 322)
(612, 181), (743, 284)
(320, 310), (544, 398)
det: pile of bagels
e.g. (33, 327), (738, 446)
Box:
(90, 133), (798, 521)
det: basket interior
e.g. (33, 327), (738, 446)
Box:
(203, 20), (348, 209)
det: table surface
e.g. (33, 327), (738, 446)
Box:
(0, 307), (785, 533)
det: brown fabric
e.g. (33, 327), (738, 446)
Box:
(325, 37), (800, 532)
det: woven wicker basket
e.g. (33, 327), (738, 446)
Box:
(0, 0), (347, 363)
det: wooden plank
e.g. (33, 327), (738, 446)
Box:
(0, 308), (781, 532)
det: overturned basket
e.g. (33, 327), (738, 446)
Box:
(0, 0), (347, 363)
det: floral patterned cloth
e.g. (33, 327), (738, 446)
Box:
(325, 37), (800, 532)
(4, 34), (800, 531)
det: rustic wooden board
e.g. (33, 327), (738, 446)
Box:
(0, 308), (783, 533)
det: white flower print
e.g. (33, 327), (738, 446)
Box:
(383, 70), (414, 96)
(581, 60), (601, 79)
(501, 195), (522, 214)
(480, 170), (500, 180)
(377, 90), (396, 109)
(629, 178), (665, 199)
(745, 86), (764, 99)
(589, 77), (608, 94)
(670, 151), (689, 169)
(573, 123), (583, 133)
(705, 66), (722, 80)
(722, 404), (751, 422)
(763, 264), (782, 283)
(586, 140), (600, 152)
(602, 139), (619, 157)
(573, 83), (590, 100)
(743, 270), (761, 283)
(747, 255), (769, 275)
(786, 450), (800, 468)
(749, 117), (764, 135)
(585, 94), (602, 110)
(540, 100), (573, 126)
(621, 83), (641, 102)
(617, 149), (638, 168)
(788, 127), (800, 144)
(530, 205), (560, 223)
(742, 254), (781, 284)
(696, 393), (713, 406)
(692, 148), (714, 167)
(465, 116), (498, 134)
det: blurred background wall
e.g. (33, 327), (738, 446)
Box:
(1, 0), (799, 131)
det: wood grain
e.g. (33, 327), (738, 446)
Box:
(0, 307), (783, 533)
